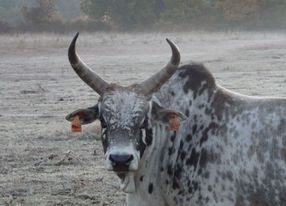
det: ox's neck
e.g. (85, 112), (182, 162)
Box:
(128, 87), (221, 205)
(127, 123), (171, 205)
(128, 83), (230, 204)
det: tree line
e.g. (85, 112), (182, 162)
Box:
(0, 0), (286, 33)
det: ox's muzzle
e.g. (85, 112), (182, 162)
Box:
(105, 145), (139, 173)
(105, 150), (138, 193)
(109, 154), (134, 172)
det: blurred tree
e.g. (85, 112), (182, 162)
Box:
(57, 0), (81, 20)
(159, 0), (220, 28)
(21, 0), (61, 24)
(80, 0), (161, 29)
(215, 0), (286, 29)
(217, 0), (263, 21)
(0, 0), (286, 31)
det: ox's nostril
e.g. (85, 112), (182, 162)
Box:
(109, 154), (134, 166)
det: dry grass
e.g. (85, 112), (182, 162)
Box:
(0, 31), (286, 206)
(1, 31), (285, 49)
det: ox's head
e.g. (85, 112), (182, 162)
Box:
(66, 33), (185, 192)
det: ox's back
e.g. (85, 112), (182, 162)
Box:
(153, 64), (286, 206)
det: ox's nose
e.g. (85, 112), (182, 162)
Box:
(109, 154), (134, 171)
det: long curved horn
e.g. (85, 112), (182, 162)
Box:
(139, 39), (180, 95)
(68, 32), (109, 95)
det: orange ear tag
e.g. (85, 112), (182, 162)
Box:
(71, 115), (82, 132)
(168, 115), (180, 131)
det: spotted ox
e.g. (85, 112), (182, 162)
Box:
(66, 33), (286, 206)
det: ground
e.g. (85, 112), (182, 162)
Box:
(0, 32), (285, 206)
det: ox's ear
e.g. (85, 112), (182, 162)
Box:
(66, 104), (99, 125)
(151, 100), (187, 131)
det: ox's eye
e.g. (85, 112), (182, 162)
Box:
(140, 116), (149, 129)
(139, 117), (145, 129)
(102, 127), (107, 140)
(140, 128), (147, 145)
(99, 115), (107, 129)
(139, 117), (149, 145)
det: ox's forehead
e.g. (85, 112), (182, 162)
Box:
(101, 91), (148, 129)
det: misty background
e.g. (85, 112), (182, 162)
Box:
(0, 0), (286, 33)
